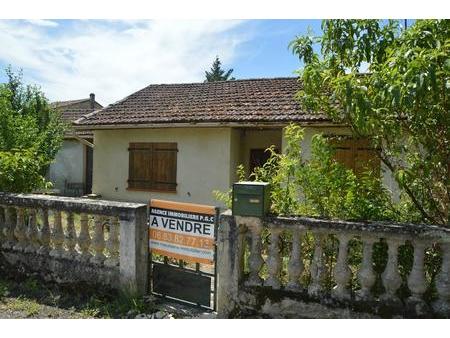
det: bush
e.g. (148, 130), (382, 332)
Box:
(218, 123), (417, 223)
(0, 149), (50, 193)
(0, 67), (66, 192)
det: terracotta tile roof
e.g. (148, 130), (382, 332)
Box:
(76, 77), (328, 127)
(51, 98), (102, 138)
(51, 98), (91, 109)
(58, 108), (96, 123)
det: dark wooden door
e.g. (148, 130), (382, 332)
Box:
(85, 141), (93, 194)
(249, 148), (272, 175)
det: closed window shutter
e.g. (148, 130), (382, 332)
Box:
(330, 137), (380, 176)
(332, 139), (355, 171)
(152, 143), (178, 192)
(354, 139), (380, 175)
(128, 142), (177, 192)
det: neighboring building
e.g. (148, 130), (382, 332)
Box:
(74, 78), (398, 206)
(48, 94), (103, 196)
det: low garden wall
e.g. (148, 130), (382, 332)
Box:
(217, 211), (450, 318)
(0, 193), (148, 295)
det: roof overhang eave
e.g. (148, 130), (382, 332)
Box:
(73, 120), (341, 131)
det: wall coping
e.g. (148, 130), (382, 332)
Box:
(221, 212), (450, 239)
(0, 192), (147, 219)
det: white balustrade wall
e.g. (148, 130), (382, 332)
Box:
(217, 213), (450, 318)
(0, 193), (148, 295)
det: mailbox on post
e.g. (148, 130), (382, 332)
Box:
(232, 181), (270, 217)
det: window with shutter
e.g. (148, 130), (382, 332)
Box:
(328, 137), (380, 176)
(128, 142), (178, 192)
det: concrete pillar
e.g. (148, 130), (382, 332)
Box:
(217, 212), (246, 318)
(119, 205), (148, 296)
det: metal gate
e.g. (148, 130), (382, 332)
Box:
(148, 199), (219, 310)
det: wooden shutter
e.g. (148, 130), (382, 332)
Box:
(354, 139), (380, 175)
(128, 143), (153, 190)
(332, 138), (355, 171)
(128, 142), (178, 192)
(330, 137), (380, 176)
(152, 143), (178, 192)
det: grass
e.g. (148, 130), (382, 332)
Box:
(0, 272), (156, 319)
(80, 294), (155, 319)
(6, 297), (41, 317)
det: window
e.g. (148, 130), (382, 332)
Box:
(329, 137), (380, 175)
(128, 142), (178, 192)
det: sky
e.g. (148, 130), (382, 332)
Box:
(0, 19), (323, 106)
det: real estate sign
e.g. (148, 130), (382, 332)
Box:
(149, 199), (217, 265)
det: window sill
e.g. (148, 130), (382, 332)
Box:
(126, 187), (177, 194)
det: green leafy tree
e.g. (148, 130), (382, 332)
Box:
(204, 56), (235, 82)
(290, 19), (449, 226)
(0, 67), (67, 192)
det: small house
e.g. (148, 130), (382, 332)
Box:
(74, 78), (398, 206)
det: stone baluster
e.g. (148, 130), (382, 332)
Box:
(355, 235), (377, 301)
(13, 207), (26, 251)
(308, 232), (327, 297)
(3, 207), (16, 249)
(407, 240), (429, 310)
(24, 208), (39, 253)
(63, 212), (77, 258)
(380, 238), (403, 302)
(239, 217), (264, 286)
(49, 210), (64, 257)
(433, 242), (450, 317)
(91, 215), (106, 264)
(77, 213), (91, 261)
(38, 209), (51, 254)
(105, 217), (120, 267)
(286, 229), (305, 291)
(264, 226), (282, 289)
(332, 233), (352, 300)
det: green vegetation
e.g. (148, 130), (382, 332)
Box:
(216, 124), (413, 222)
(0, 274), (156, 319)
(0, 66), (67, 193)
(6, 297), (41, 317)
(214, 20), (448, 300)
(204, 56), (235, 82)
(290, 20), (449, 226)
(217, 21), (449, 226)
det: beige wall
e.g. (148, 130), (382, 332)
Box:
(92, 124), (400, 209)
(229, 128), (242, 184)
(235, 128), (283, 176)
(92, 128), (233, 206)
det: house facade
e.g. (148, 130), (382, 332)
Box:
(48, 94), (102, 196)
(74, 78), (398, 206)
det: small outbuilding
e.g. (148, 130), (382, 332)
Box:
(48, 94), (102, 196)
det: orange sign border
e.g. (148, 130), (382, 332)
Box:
(150, 199), (216, 215)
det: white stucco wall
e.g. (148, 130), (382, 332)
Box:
(92, 128), (234, 206)
(48, 139), (85, 193)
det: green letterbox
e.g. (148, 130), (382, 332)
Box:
(232, 181), (270, 217)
